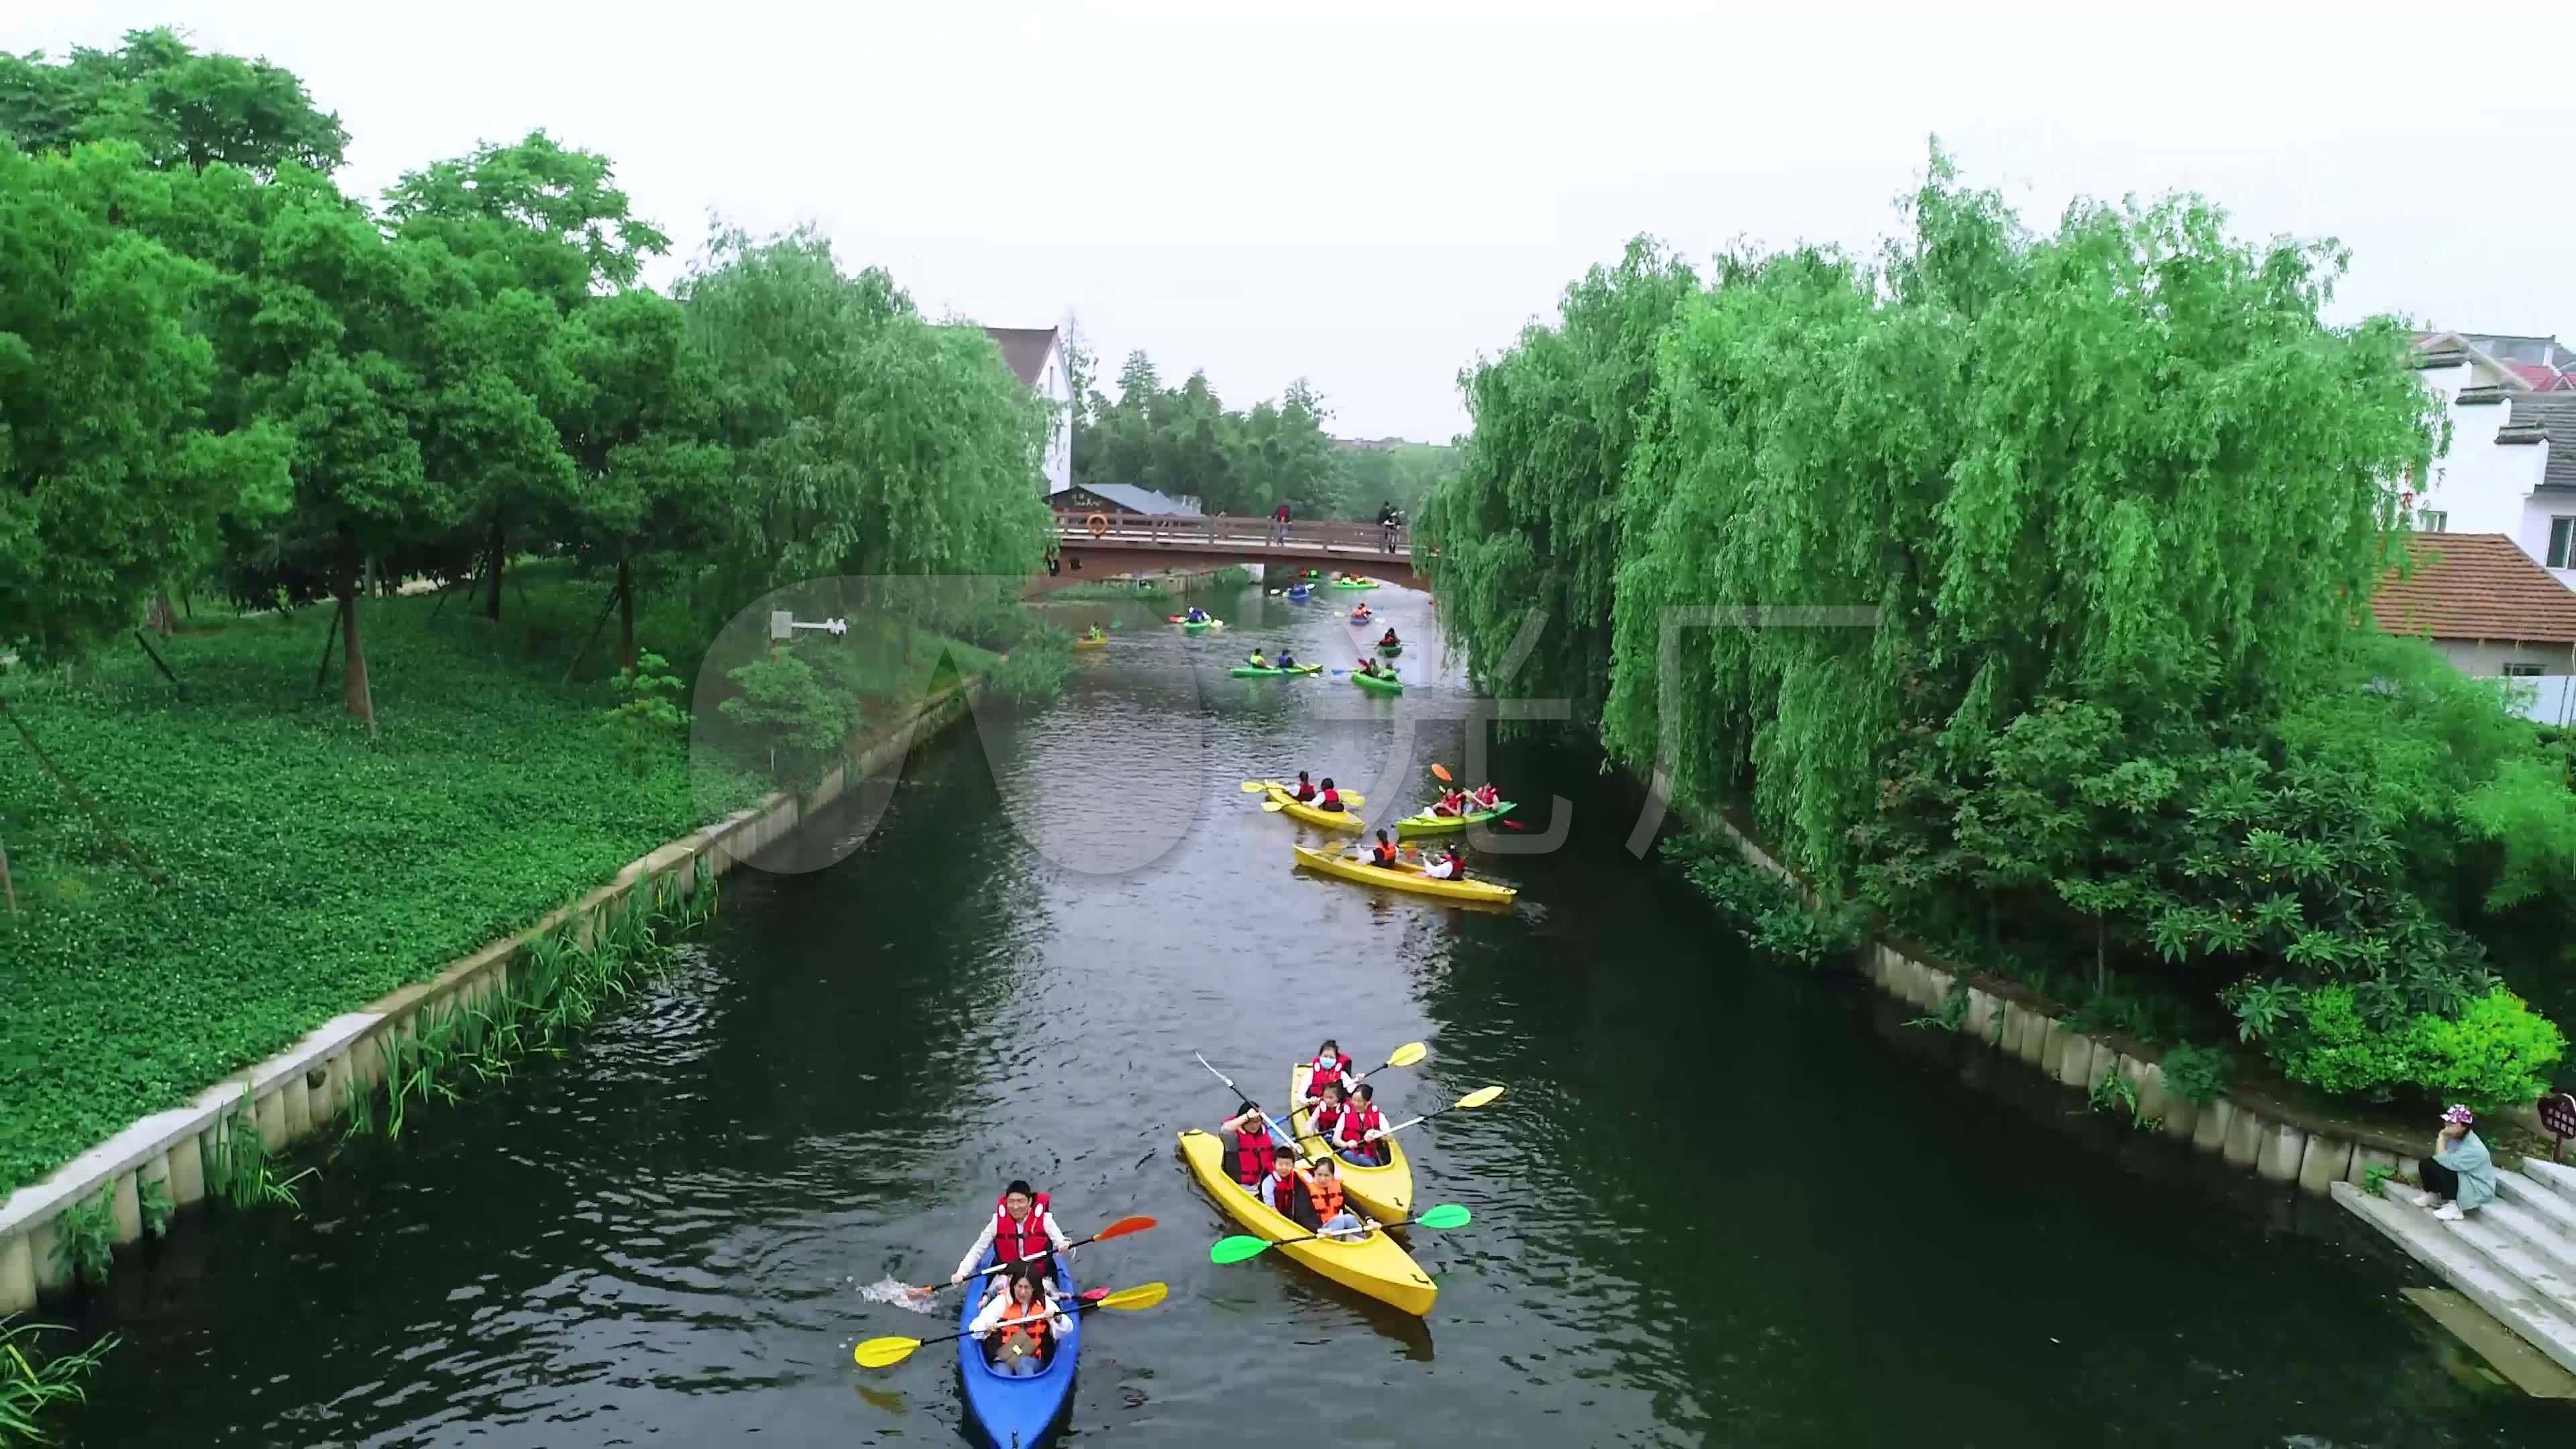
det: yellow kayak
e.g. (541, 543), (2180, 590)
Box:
(1073, 635), (1108, 650)
(1177, 1130), (1437, 1318)
(1291, 845), (1518, 906)
(1288, 1063), (1413, 1223)
(1261, 786), (1365, 834)
(1244, 780), (1362, 806)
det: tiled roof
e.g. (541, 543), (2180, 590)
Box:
(1054, 481), (1202, 517)
(983, 327), (1059, 387)
(2511, 392), (2576, 492)
(2371, 533), (2576, 645)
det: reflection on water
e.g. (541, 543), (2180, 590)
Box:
(50, 578), (2569, 1447)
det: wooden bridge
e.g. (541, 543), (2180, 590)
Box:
(1042, 511), (1424, 589)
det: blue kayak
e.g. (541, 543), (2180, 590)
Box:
(957, 1249), (1080, 1448)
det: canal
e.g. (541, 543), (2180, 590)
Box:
(50, 578), (2565, 1446)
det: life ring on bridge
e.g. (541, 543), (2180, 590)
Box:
(1085, 513), (1108, 539)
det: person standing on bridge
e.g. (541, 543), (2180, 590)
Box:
(1271, 499), (1291, 545)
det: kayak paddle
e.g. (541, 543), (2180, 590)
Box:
(1209, 1204), (1471, 1263)
(912, 1215), (1157, 1295)
(1292, 1081), (1497, 1148)
(1370, 1085), (1505, 1141)
(853, 1283), (1168, 1368)
(1430, 763), (1453, 782)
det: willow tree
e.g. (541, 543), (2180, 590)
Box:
(1600, 153), (2440, 881)
(678, 226), (1051, 609)
(1415, 237), (1699, 729)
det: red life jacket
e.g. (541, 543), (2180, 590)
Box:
(1307, 1053), (1354, 1095)
(1338, 1104), (1385, 1155)
(1319, 789), (1344, 812)
(1371, 840), (1398, 867)
(1233, 1125), (1277, 1184)
(1310, 1102), (1345, 1142)
(1293, 780), (1316, 801)
(992, 1192), (1055, 1271)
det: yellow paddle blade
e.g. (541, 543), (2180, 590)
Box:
(853, 1335), (925, 1368)
(1240, 780), (1278, 793)
(1263, 798), (1288, 812)
(1093, 1281), (1169, 1311)
(1383, 1042), (1428, 1069)
(1455, 1085), (1506, 1110)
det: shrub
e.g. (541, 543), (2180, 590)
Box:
(2274, 985), (2565, 1110)
(2159, 1042), (2231, 1103)
(988, 628), (1073, 706)
(1663, 832), (1865, 964)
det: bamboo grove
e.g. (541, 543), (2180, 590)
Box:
(1, 30), (1057, 725)
(1420, 150), (2575, 1109)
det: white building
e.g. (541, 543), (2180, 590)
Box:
(2372, 532), (2576, 722)
(984, 326), (1074, 496)
(2406, 333), (2576, 587)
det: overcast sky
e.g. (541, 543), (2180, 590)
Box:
(11, 2), (2571, 441)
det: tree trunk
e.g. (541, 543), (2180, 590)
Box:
(484, 513), (506, 621)
(144, 592), (176, 636)
(617, 556), (637, 674)
(338, 528), (377, 732)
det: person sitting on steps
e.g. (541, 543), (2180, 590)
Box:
(2412, 1104), (2497, 1222)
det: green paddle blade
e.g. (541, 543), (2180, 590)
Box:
(1413, 1203), (1472, 1230)
(1210, 1234), (1275, 1265)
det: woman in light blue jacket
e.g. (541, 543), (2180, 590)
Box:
(2412, 1104), (2498, 1221)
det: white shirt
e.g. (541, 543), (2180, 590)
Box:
(1424, 856), (1462, 879)
(955, 1206), (1074, 1283)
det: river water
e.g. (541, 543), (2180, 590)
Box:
(50, 578), (2566, 1446)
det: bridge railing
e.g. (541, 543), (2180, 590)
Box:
(1052, 511), (1410, 555)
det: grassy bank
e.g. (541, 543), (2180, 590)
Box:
(0, 571), (990, 1196)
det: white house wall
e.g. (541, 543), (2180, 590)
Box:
(2413, 362), (2548, 542)
(1037, 341), (1073, 496)
(2429, 637), (2576, 676)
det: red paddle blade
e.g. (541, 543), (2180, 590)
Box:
(1091, 1214), (1156, 1242)
(1079, 1287), (1110, 1303)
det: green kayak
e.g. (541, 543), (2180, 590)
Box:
(1351, 670), (1403, 695)
(1182, 619), (1222, 634)
(1231, 663), (1323, 678)
(1395, 801), (1515, 837)
(1377, 643), (1403, 656)
(1330, 579), (1381, 590)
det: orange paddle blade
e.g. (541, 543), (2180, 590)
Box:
(1092, 1214), (1156, 1242)
(1430, 763), (1453, 782)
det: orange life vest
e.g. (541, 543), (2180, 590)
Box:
(997, 1296), (1052, 1352)
(1302, 1171), (1345, 1222)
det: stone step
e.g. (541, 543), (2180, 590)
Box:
(2401, 1286), (2576, 1398)
(2500, 1167), (2576, 1237)
(2438, 1205), (2576, 1326)
(2526, 1158), (2576, 1209)
(2333, 1181), (2576, 1378)
(2481, 1197), (2576, 1281)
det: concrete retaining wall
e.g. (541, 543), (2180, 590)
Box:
(0, 682), (978, 1313)
(1698, 814), (2417, 1205)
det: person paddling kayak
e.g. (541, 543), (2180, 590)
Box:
(1428, 788), (1466, 818)
(1290, 771), (1318, 802)
(1468, 782), (1501, 810)
(1246, 649), (1271, 669)
(1355, 656), (1385, 678)
(951, 1179), (1074, 1299)
(1295, 1156), (1371, 1241)
(1379, 628), (1400, 649)
(1366, 830), (1400, 868)
(968, 1263), (1071, 1377)
(1336, 1083), (1391, 1166)
(1302, 1040), (1360, 1098)
(1185, 606), (1210, 623)
(1275, 647), (1297, 669)
(1079, 625), (1107, 643)
(1315, 777), (1349, 812)
(1422, 847), (1466, 881)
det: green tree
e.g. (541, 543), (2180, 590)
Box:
(549, 288), (733, 671)
(382, 132), (669, 618)
(678, 225), (1051, 590)
(0, 27), (347, 175)
(0, 142), (288, 665)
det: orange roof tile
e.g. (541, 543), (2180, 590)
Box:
(2370, 533), (2576, 645)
